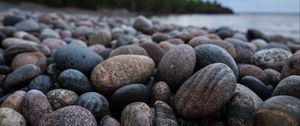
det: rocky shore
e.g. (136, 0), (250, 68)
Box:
(0, 9), (300, 126)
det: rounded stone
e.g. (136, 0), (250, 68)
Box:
(167, 38), (185, 45)
(140, 42), (165, 67)
(91, 55), (154, 95)
(225, 38), (255, 63)
(158, 41), (174, 52)
(252, 48), (292, 70)
(133, 16), (153, 33)
(89, 30), (112, 46)
(238, 64), (268, 83)
(0, 107), (26, 126)
(247, 29), (268, 41)
(42, 38), (66, 53)
(14, 19), (40, 32)
(240, 76), (272, 100)
(175, 63), (236, 118)
(110, 84), (150, 118)
(195, 44), (239, 78)
(28, 75), (54, 94)
(264, 68), (281, 86)
(3, 15), (24, 26)
(255, 95), (300, 126)
(46, 64), (61, 81)
(11, 52), (47, 71)
(152, 32), (171, 43)
(2, 38), (39, 48)
(98, 115), (120, 126)
(121, 102), (154, 126)
(0, 65), (12, 74)
(3, 64), (41, 93)
(109, 45), (148, 57)
(154, 100), (178, 126)
(235, 84), (263, 109)
(58, 69), (94, 94)
(46, 89), (78, 110)
(152, 81), (171, 103)
(39, 106), (97, 126)
(53, 44), (103, 74)
(1, 90), (26, 113)
(188, 37), (237, 58)
(251, 39), (268, 50)
(281, 51), (300, 78)
(3, 44), (40, 64)
(89, 44), (106, 54)
(272, 75), (300, 99)
(74, 92), (109, 119)
(23, 90), (53, 126)
(157, 44), (196, 91)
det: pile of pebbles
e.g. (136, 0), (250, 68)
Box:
(0, 9), (300, 126)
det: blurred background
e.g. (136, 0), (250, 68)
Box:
(0, 0), (299, 41)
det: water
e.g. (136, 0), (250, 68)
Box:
(151, 13), (300, 41)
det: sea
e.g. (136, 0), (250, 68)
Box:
(151, 13), (300, 41)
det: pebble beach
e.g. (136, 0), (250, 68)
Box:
(0, 7), (300, 126)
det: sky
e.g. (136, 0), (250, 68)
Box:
(206, 0), (300, 13)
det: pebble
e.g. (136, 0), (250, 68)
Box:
(238, 64), (268, 83)
(152, 32), (171, 42)
(42, 38), (66, 53)
(40, 106), (97, 126)
(140, 42), (165, 67)
(1, 90), (26, 113)
(157, 44), (196, 91)
(58, 69), (94, 94)
(2, 38), (39, 48)
(40, 28), (60, 39)
(109, 45), (148, 57)
(46, 89), (78, 110)
(272, 75), (300, 99)
(3, 43), (40, 64)
(3, 64), (41, 93)
(152, 81), (171, 104)
(121, 102), (154, 126)
(195, 44), (239, 78)
(154, 100), (178, 126)
(133, 16), (153, 33)
(0, 26), (17, 37)
(28, 75), (54, 94)
(53, 44), (103, 74)
(23, 90), (53, 126)
(98, 115), (120, 126)
(158, 41), (174, 52)
(251, 48), (292, 70)
(255, 95), (300, 126)
(91, 55), (154, 95)
(89, 30), (112, 46)
(0, 107), (26, 126)
(175, 63), (236, 118)
(14, 19), (41, 32)
(11, 51), (47, 71)
(235, 84), (263, 109)
(264, 68), (281, 86)
(3, 15), (24, 26)
(240, 76), (272, 100)
(247, 29), (268, 41)
(75, 92), (109, 119)
(225, 38), (255, 63)
(110, 84), (150, 118)
(281, 51), (300, 78)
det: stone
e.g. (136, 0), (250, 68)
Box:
(251, 48), (292, 71)
(133, 16), (153, 33)
(91, 55), (154, 95)
(98, 115), (120, 126)
(1, 90), (26, 113)
(0, 107), (26, 126)
(238, 64), (268, 83)
(109, 45), (148, 57)
(28, 75), (54, 94)
(240, 76), (272, 100)
(23, 90), (53, 126)
(225, 38), (255, 63)
(3, 64), (41, 93)
(235, 84), (263, 109)
(121, 102), (154, 126)
(14, 19), (41, 32)
(264, 68), (281, 86)
(281, 51), (300, 78)
(46, 89), (78, 110)
(195, 44), (239, 78)
(154, 100), (178, 126)
(2, 38), (38, 48)
(53, 44), (103, 74)
(75, 92), (109, 119)
(58, 69), (94, 94)
(175, 63), (236, 118)
(42, 38), (66, 53)
(39, 106), (97, 126)
(140, 42), (165, 67)
(11, 52), (47, 71)
(157, 44), (196, 91)
(152, 81), (171, 104)
(272, 75), (300, 99)
(89, 30), (112, 46)
(3, 15), (24, 26)
(247, 29), (268, 41)
(3, 43), (40, 64)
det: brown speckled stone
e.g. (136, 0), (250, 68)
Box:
(238, 64), (269, 84)
(158, 41), (174, 52)
(46, 89), (78, 110)
(98, 115), (120, 126)
(121, 102), (154, 126)
(1, 90), (26, 113)
(175, 63), (236, 118)
(0, 107), (26, 126)
(40, 105), (97, 126)
(255, 95), (300, 126)
(89, 30), (112, 46)
(152, 81), (171, 104)
(23, 89), (53, 126)
(90, 55), (154, 95)
(109, 45), (148, 57)
(157, 44), (196, 91)
(11, 52), (47, 71)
